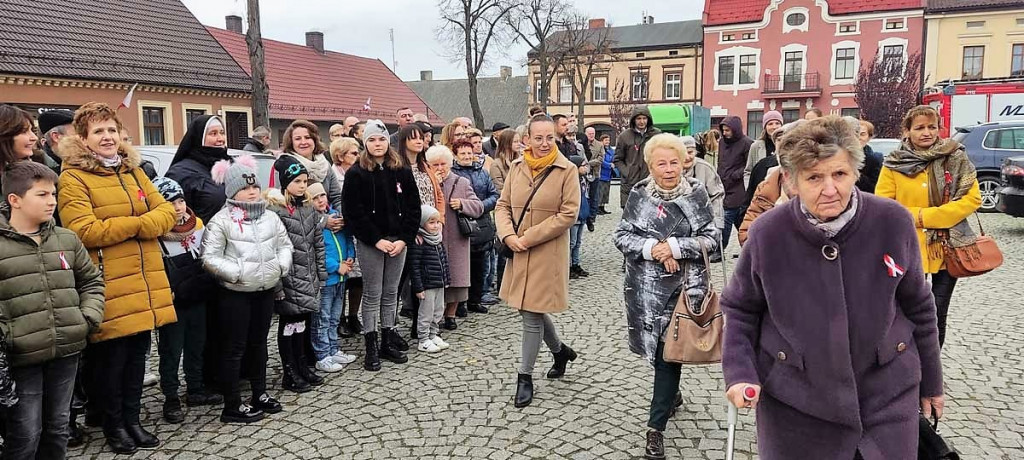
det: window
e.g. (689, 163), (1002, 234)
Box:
(742, 32), (755, 40)
(1013, 44), (1024, 77)
(839, 23), (857, 33)
(559, 77), (573, 103)
(786, 13), (806, 27)
(963, 46), (984, 80)
(739, 55), (756, 84)
(835, 48), (856, 80)
(185, 108), (207, 125)
(840, 108), (860, 118)
(883, 45), (904, 67)
(669, 50), (679, 56)
(966, 21), (985, 29)
(534, 77), (548, 103)
(885, 19), (904, 30)
(636, 52), (646, 58)
(592, 76), (608, 102)
(784, 51), (804, 90)
(718, 56), (735, 85)
(723, 34), (735, 42)
(747, 111), (764, 139)
(1018, 18), (1024, 26)
(983, 128), (1024, 150)
(782, 109), (800, 123)
(664, 73), (681, 99)
(142, 107), (166, 145)
(631, 73), (649, 100)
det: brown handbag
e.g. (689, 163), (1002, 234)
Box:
(942, 213), (1003, 278)
(662, 239), (723, 365)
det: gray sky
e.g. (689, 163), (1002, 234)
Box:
(181, 0), (704, 82)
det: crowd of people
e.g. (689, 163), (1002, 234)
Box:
(0, 97), (981, 459)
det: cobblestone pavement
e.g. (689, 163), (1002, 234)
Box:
(69, 187), (1024, 459)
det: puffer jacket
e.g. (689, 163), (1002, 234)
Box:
(452, 161), (500, 251)
(202, 199), (293, 292)
(57, 137), (177, 342)
(408, 239), (451, 293)
(266, 189), (326, 316)
(0, 215), (105, 367)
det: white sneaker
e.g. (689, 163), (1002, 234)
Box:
(418, 339), (441, 353)
(330, 350), (357, 364)
(315, 357), (345, 373)
(431, 336), (450, 350)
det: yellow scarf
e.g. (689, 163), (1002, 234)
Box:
(522, 145), (559, 177)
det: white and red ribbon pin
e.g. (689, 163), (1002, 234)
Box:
(58, 251), (70, 269)
(656, 204), (667, 219)
(883, 254), (905, 278)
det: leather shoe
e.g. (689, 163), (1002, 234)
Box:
(163, 398), (184, 424)
(645, 430), (666, 459)
(102, 426), (137, 455)
(455, 302), (468, 318)
(220, 402), (265, 424)
(186, 390), (224, 406)
(251, 393), (283, 414)
(125, 423), (160, 449)
(442, 317), (458, 330)
(467, 303), (489, 314)
(67, 419), (85, 447)
(514, 373), (534, 408)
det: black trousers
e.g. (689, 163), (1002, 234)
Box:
(157, 304), (206, 398)
(277, 313), (311, 368)
(648, 341), (681, 432)
(468, 250), (487, 307)
(930, 270), (958, 348)
(217, 289), (274, 406)
(87, 332), (150, 429)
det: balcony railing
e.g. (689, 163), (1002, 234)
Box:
(763, 72), (822, 95)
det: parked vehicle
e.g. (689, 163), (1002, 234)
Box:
(997, 155), (1024, 217)
(951, 121), (1024, 212)
(649, 104), (711, 136)
(923, 78), (1024, 138)
(137, 146), (277, 188)
(868, 138), (901, 157)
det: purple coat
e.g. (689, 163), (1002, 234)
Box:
(439, 173), (483, 288)
(721, 193), (942, 460)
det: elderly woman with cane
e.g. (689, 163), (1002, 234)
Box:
(721, 117), (943, 460)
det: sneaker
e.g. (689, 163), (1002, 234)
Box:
(220, 403), (264, 424)
(143, 373), (158, 387)
(315, 358), (345, 373)
(250, 393), (282, 414)
(330, 350), (357, 364)
(431, 336), (450, 350)
(418, 339), (441, 353)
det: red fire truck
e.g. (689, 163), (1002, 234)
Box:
(922, 78), (1024, 138)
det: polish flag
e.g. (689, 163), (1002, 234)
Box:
(363, 97), (372, 111)
(118, 83), (139, 109)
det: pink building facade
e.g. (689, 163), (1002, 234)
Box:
(701, 0), (924, 139)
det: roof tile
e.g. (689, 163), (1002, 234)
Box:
(406, 76), (530, 130)
(704, 0), (924, 26)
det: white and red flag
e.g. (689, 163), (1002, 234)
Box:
(118, 83), (139, 109)
(363, 97), (372, 111)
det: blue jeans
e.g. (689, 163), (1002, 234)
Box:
(312, 282), (346, 361)
(569, 222), (583, 266)
(587, 180), (601, 218)
(4, 355), (78, 460)
(483, 248), (496, 292)
(721, 206), (745, 250)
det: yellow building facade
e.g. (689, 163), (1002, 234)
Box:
(924, 5), (1024, 85)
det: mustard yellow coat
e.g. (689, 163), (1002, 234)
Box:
(875, 166), (981, 274)
(57, 137), (177, 342)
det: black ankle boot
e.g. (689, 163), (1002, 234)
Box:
(282, 363), (311, 393)
(293, 334), (324, 386)
(385, 327), (409, 352)
(125, 423), (159, 449)
(163, 397), (184, 424)
(339, 315), (356, 338)
(456, 302), (468, 318)
(364, 332), (381, 371)
(67, 410), (84, 447)
(102, 425), (137, 454)
(645, 430), (666, 459)
(380, 331), (409, 364)
(514, 373), (534, 408)
(547, 344), (578, 379)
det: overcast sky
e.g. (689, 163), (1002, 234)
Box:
(181, 0), (704, 82)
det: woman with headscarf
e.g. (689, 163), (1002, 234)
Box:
(166, 115), (232, 224)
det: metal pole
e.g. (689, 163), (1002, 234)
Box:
(389, 28), (397, 73)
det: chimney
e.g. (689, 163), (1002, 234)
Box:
(225, 15), (243, 33)
(588, 18), (606, 29)
(645, 15), (655, 25)
(420, 70), (433, 81)
(500, 66), (512, 81)
(305, 31), (325, 54)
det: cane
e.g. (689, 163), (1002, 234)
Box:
(726, 386), (757, 460)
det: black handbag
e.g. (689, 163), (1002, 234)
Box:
(449, 177), (481, 237)
(919, 416), (960, 460)
(497, 167), (554, 259)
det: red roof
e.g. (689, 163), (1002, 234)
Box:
(703, 0), (924, 26)
(207, 27), (441, 123)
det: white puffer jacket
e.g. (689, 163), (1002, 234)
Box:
(202, 199), (293, 292)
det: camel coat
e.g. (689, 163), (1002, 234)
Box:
(495, 154), (580, 313)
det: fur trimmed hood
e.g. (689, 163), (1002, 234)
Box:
(57, 136), (142, 175)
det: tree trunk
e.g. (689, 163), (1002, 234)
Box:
(464, 11), (485, 129)
(246, 0), (270, 128)
(538, 51), (549, 111)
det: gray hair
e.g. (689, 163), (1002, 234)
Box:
(252, 126), (271, 138)
(679, 135), (696, 148)
(424, 144), (454, 163)
(777, 116), (864, 178)
(44, 124), (71, 144)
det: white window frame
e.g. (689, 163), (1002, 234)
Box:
(836, 21), (860, 36)
(776, 43), (809, 92)
(783, 7), (809, 34)
(713, 46), (761, 93)
(592, 76), (608, 102)
(664, 73), (681, 100)
(830, 40), (861, 86)
(558, 76), (573, 104)
(738, 55), (757, 85)
(877, 37), (909, 69)
(882, 17), (908, 33)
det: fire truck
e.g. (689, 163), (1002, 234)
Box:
(922, 78), (1024, 138)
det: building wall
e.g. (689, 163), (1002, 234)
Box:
(529, 45), (703, 127)
(702, 0), (923, 135)
(924, 9), (1024, 86)
(1, 75), (251, 147)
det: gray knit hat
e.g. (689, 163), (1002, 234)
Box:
(420, 205), (440, 227)
(211, 155), (260, 199)
(152, 176), (184, 203)
(363, 119), (390, 143)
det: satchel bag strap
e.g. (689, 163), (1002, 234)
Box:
(697, 238), (714, 291)
(512, 167), (555, 234)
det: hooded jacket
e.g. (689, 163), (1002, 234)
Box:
(0, 215), (105, 367)
(57, 137), (178, 342)
(613, 106), (662, 206)
(266, 189), (326, 316)
(322, 207), (356, 287)
(166, 115), (232, 224)
(716, 116), (754, 208)
(202, 199), (293, 292)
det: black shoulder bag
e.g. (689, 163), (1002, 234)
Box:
(449, 176), (481, 237)
(496, 167), (554, 259)
(919, 415), (960, 460)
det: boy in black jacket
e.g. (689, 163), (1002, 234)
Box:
(408, 205), (450, 354)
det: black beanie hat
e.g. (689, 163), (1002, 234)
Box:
(274, 155), (308, 191)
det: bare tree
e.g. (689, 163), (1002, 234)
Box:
(509, 0), (571, 111)
(556, 13), (616, 128)
(437, 0), (518, 128)
(854, 49), (924, 138)
(246, 0), (270, 128)
(607, 78), (633, 135)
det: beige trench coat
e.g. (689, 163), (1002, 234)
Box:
(495, 154), (581, 313)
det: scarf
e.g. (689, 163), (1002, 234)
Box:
(801, 188), (859, 239)
(225, 198), (266, 222)
(522, 145), (558, 177)
(93, 152), (122, 169)
(418, 227), (442, 246)
(163, 208), (198, 242)
(884, 138), (977, 249)
(284, 151), (331, 183)
(646, 177), (692, 201)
